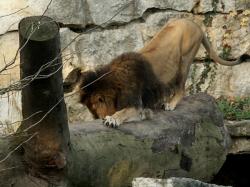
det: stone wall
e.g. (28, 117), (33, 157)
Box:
(0, 0), (249, 126)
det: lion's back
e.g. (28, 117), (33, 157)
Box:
(107, 52), (164, 109)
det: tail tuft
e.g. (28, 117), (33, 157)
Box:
(240, 54), (250, 63)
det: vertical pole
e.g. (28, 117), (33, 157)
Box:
(18, 16), (70, 181)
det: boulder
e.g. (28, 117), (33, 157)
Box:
(225, 120), (250, 154)
(66, 93), (231, 187)
(132, 177), (231, 187)
(226, 120), (250, 137)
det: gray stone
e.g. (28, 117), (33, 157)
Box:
(66, 93), (231, 186)
(87, 0), (196, 26)
(229, 138), (250, 154)
(190, 0), (237, 13)
(1, 0), (244, 35)
(236, 0), (250, 10)
(0, 0), (86, 35)
(0, 32), (20, 87)
(208, 14), (250, 58)
(216, 0), (235, 13)
(225, 120), (250, 137)
(132, 177), (231, 187)
(193, 0), (214, 13)
(225, 120), (250, 154)
(60, 23), (145, 70)
(0, 92), (21, 135)
(44, 0), (87, 25)
(186, 62), (250, 98)
(0, 32), (22, 134)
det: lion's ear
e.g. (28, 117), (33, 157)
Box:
(63, 68), (82, 93)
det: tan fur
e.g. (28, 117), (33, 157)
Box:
(64, 18), (249, 127)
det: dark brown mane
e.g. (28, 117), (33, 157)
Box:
(80, 52), (171, 110)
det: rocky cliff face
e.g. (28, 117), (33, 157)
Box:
(0, 0), (249, 126)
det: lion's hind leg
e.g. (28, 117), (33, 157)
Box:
(103, 107), (153, 128)
(163, 88), (185, 111)
(163, 47), (198, 111)
(162, 58), (191, 111)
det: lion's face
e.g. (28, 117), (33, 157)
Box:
(63, 67), (119, 119)
(81, 91), (117, 119)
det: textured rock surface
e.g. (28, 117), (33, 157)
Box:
(0, 0), (86, 35)
(186, 62), (250, 98)
(225, 120), (250, 154)
(132, 177), (231, 187)
(226, 120), (250, 137)
(0, 94), (231, 187)
(229, 138), (250, 154)
(65, 93), (230, 186)
(1, 0), (247, 35)
(0, 0), (249, 127)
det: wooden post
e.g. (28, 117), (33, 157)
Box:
(18, 16), (70, 181)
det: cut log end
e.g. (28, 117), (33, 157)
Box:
(19, 16), (59, 42)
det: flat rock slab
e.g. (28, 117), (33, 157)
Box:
(68, 93), (231, 187)
(225, 120), (250, 154)
(225, 120), (250, 137)
(132, 177), (231, 187)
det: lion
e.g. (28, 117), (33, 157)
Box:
(64, 18), (249, 128)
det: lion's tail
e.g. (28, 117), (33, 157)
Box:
(202, 34), (250, 66)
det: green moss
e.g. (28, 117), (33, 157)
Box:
(190, 63), (197, 94)
(212, 0), (219, 12)
(216, 97), (250, 120)
(203, 14), (214, 27)
(203, 0), (218, 27)
(195, 54), (212, 92)
(190, 52), (217, 94)
(205, 62), (217, 92)
(220, 44), (232, 59)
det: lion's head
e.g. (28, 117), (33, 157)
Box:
(63, 66), (118, 119)
(80, 87), (117, 119)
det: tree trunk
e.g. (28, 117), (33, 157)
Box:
(18, 16), (70, 182)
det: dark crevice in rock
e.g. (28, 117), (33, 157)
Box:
(57, 6), (230, 34)
(58, 22), (99, 33)
(58, 16), (145, 33)
(180, 151), (192, 171)
(141, 7), (181, 17)
(212, 154), (250, 187)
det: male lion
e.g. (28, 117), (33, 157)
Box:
(64, 18), (249, 128)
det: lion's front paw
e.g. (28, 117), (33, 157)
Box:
(162, 103), (176, 111)
(103, 116), (121, 128)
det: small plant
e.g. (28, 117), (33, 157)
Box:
(203, 14), (213, 27)
(205, 62), (217, 92)
(189, 63), (197, 94)
(212, 0), (219, 12)
(216, 97), (250, 121)
(220, 42), (232, 60)
(195, 54), (212, 92)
